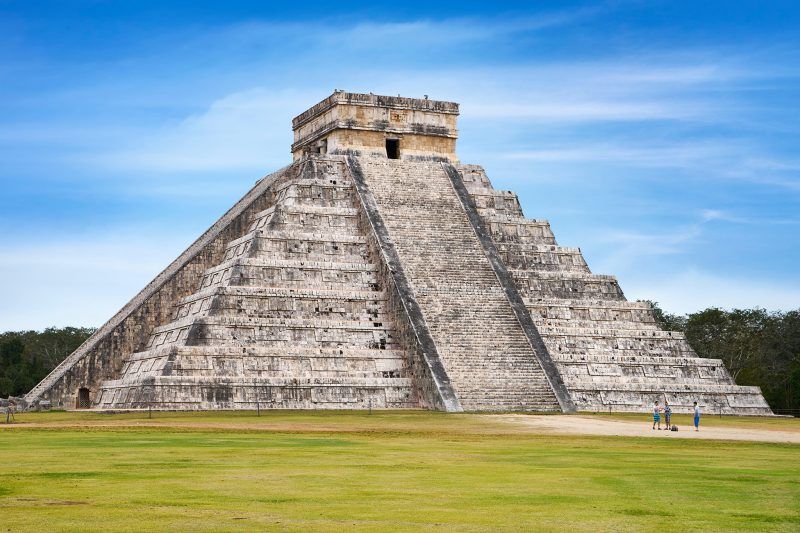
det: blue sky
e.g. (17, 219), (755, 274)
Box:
(1, 1), (799, 330)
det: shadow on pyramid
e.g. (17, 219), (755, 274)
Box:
(25, 92), (772, 415)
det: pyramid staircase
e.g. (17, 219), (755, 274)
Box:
(24, 89), (771, 416)
(455, 164), (772, 414)
(353, 158), (563, 412)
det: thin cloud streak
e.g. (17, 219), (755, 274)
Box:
(624, 269), (800, 315)
(2, 5), (799, 325)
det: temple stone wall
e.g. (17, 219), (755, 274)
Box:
(327, 130), (457, 161)
(292, 92), (458, 161)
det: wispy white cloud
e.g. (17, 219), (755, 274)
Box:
(0, 233), (190, 330)
(219, 6), (606, 51)
(502, 141), (731, 165)
(501, 138), (800, 191)
(588, 223), (704, 274)
(93, 88), (313, 172)
(92, 55), (788, 175)
(700, 208), (800, 225)
(623, 268), (800, 314)
(4, 8), (800, 327)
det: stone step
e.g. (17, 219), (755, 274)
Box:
(567, 376), (737, 389)
(175, 297), (390, 324)
(485, 223), (558, 246)
(551, 347), (697, 359)
(248, 204), (361, 233)
(253, 204), (359, 220)
(527, 300), (656, 324)
(513, 270), (619, 282)
(496, 246), (589, 272)
(226, 228), (366, 250)
(535, 318), (659, 331)
(572, 390), (771, 414)
(511, 269), (625, 300)
(539, 326), (686, 340)
(547, 341), (693, 357)
(122, 355), (409, 380)
(125, 344), (408, 363)
(567, 381), (765, 395)
(467, 189), (523, 215)
(553, 353), (725, 367)
(146, 303), (399, 351)
(178, 285), (387, 306)
(221, 230), (369, 264)
(525, 298), (652, 310)
(272, 178), (356, 208)
(95, 379), (417, 410)
(198, 257), (378, 292)
(150, 315), (396, 337)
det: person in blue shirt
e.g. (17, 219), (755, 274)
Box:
(693, 401), (701, 431)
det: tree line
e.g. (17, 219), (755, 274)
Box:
(0, 327), (95, 398)
(647, 303), (800, 415)
(1, 307), (798, 414)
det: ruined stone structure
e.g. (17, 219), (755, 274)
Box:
(26, 91), (771, 414)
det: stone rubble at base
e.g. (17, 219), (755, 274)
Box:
(24, 92), (772, 415)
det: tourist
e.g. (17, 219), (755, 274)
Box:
(664, 401), (672, 430)
(652, 400), (662, 430)
(693, 401), (701, 431)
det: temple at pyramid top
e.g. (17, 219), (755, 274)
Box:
(24, 90), (771, 416)
(291, 91), (460, 161)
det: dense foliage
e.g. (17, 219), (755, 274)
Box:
(648, 303), (800, 415)
(0, 327), (95, 397)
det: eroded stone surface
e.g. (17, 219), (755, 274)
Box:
(354, 157), (562, 412)
(25, 91), (772, 414)
(95, 159), (416, 409)
(455, 164), (771, 415)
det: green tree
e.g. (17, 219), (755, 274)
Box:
(643, 301), (686, 331)
(0, 327), (95, 397)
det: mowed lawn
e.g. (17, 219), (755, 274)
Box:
(1, 411), (799, 531)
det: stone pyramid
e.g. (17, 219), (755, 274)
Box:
(26, 91), (771, 414)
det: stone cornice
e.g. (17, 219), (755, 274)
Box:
(292, 91), (459, 130)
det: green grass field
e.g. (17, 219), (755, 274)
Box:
(2, 411), (799, 531)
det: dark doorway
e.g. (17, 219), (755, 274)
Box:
(77, 388), (90, 409)
(386, 139), (400, 159)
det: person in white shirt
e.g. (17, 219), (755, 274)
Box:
(652, 400), (662, 430)
(693, 401), (701, 431)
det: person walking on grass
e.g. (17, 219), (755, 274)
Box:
(652, 400), (662, 430)
(664, 401), (672, 430)
(693, 401), (701, 431)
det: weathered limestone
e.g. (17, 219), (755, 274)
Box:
(292, 91), (458, 161)
(455, 164), (771, 414)
(25, 91), (772, 415)
(24, 166), (289, 409)
(95, 159), (416, 409)
(351, 157), (564, 412)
